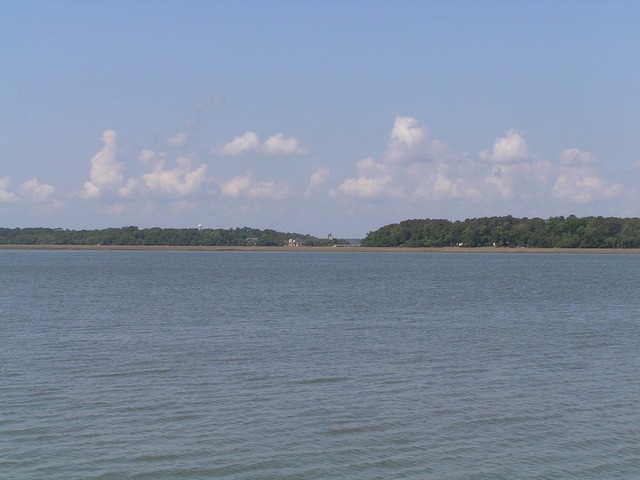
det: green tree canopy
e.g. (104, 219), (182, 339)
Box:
(0, 226), (348, 247)
(361, 216), (640, 248)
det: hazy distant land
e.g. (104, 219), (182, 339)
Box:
(3, 216), (640, 251)
(3, 244), (640, 254)
(0, 226), (350, 248)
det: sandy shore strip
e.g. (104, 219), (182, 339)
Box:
(2, 244), (640, 254)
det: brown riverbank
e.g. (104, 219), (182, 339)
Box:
(2, 244), (640, 254)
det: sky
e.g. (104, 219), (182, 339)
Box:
(2, 0), (640, 238)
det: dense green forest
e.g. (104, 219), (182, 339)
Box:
(6, 216), (640, 248)
(0, 226), (347, 247)
(362, 216), (640, 248)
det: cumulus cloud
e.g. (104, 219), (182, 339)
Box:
(336, 117), (613, 209)
(336, 175), (396, 198)
(384, 116), (428, 163)
(383, 116), (450, 164)
(482, 129), (530, 163)
(410, 162), (482, 201)
(552, 171), (622, 203)
(220, 174), (251, 196)
(383, 122), (556, 203)
(484, 159), (555, 201)
(552, 149), (622, 203)
(81, 130), (123, 199)
(213, 131), (308, 157)
(0, 176), (18, 203)
(142, 157), (208, 197)
(138, 149), (156, 164)
(306, 167), (330, 196)
(559, 148), (596, 167)
(117, 178), (139, 199)
(213, 131), (260, 156)
(340, 122), (464, 200)
(166, 131), (190, 148)
(262, 133), (309, 155)
(20, 178), (55, 203)
(334, 157), (400, 198)
(485, 164), (518, 200)
(335, 116), (458, 199)
(357, 157), (388, 173)
(4, 109), (627, 224)
(220, 172), (287, 199)
(82, 182), (101, 199)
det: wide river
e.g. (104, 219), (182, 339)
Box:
(2, 250), (639, 479)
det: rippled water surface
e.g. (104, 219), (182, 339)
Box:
(2, 250), (640, 479)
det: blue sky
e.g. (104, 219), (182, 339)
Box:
(2, 0), (639, 237)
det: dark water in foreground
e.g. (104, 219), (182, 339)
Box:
(2, 250), (640, 479)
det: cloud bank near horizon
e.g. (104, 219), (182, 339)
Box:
(0, 113), (631, 233)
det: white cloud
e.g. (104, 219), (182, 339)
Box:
(383, 116), (451, 164)
(410, 162), (482, 201)
(262, 133), (309, 155)
(166, 131), (190, 148)
(81, 130), (123, 199)
(485, 164), (517, 200)
(334, 117), (456, 200)
(213, 131), (260, 156)
(306, 167), (330, 196)
(559, 148), (596, 167)
(138, 149), (156, 164)
(213, 131), (309, 157)
(411, 162), (451, 199)
(81, 182), (100, 199)
(220, 172), (287, 199)
(334, 155), (402, 198)
(336, 175), (396, 198)
(19, 178), (55, 203)
(484, 159), (555, 201)
(221, 174), (251, 196)
(357, 157), (387, 173)
(0, 176), (18, 203)
(3, 110), (629, 228)
(142, 157), (208, 197)
(336, 118), (625, 210)
(483, 129), (530, 163)
(117, 178), (139, 199)
(552, 171), (622, 203)
(552, 149), (622, 203)
(384, 116), (428, 163)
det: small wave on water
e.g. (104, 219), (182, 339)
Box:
(90, 368), (173, 378)
(294, 376), (349, 385)
(2, 250), (640, 479)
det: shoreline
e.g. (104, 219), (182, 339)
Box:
(2, 244), (640, 254)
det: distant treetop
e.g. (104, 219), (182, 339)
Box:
(0, 226), (348, 247)
(361, 215), (640, 248)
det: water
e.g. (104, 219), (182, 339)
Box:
(2, 250), (640, 479)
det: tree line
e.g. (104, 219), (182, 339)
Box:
(361, 216), (640, 248)
(0, 226), (348, 247)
